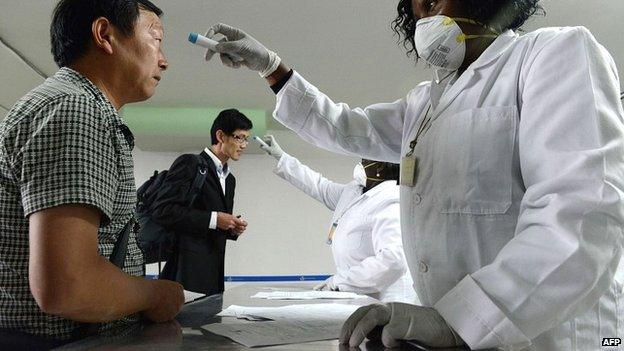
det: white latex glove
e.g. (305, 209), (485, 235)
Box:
(313, 276), (337, 291)
(204, 23), (281, 77)
(257, 135), (284, 160)
(339, 303), (464, 348)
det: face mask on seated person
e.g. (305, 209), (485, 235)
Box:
(353, 163), (368, 187)
(414, 15), (499, 71)
(353, 162), (386, 188)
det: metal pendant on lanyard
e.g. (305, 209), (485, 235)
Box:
(400, 104), (432, 187)
(325, 192), (368, 246)
(401, 70), (459, 187)
(326, 222), (338, 245)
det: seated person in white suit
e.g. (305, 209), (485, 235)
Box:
(258, 135), (418, 304)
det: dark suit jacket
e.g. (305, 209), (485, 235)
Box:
(151, 151), (237, 295)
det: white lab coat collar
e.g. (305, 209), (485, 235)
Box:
(432, 30), (519, 116)
(433, 69), (458, 85)
(204, 147), (230, 176)
(362, 180), (398, 198)
(336, 180), (397, 217)
(433, 30), (517, 83)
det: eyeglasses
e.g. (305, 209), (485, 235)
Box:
(230, 134), (250, 145)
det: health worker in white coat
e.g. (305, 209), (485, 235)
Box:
(202, 0), (624, 350)
(257, 135), (418, 304)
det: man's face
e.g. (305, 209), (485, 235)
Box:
(115, 9), (168, 103)
(221, 129), (250, 161)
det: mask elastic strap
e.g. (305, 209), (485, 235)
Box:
(363, 162), (378, 170)
(451, 17), (500, 34)
(456, 33), (499, 43)
(363, 162), (389, 182)
(443, 17), (501, 35)
(366, 177), (386, 183)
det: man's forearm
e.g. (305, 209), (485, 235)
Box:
(35, 255), (156, 323)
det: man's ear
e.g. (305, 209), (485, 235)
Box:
(92, 17), (114, 55)
(215, 130), (225, 144)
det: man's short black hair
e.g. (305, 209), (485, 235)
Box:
(211, 109), (253, 145)
(50, 0), (163, 68)
(392, 0), (543, 57)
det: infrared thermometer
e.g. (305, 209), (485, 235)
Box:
(253, 135), (270, 149)
(188, 32), (244, 62)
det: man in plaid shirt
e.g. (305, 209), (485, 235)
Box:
(0, 0), (183, 346)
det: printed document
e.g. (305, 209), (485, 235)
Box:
(204, 320), (344, 347)
(217, 303), (359, 321)
(205, 303), (363, 347)
(251, 290), (366, 300)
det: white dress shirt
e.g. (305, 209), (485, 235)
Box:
(204, 147), (230, 230)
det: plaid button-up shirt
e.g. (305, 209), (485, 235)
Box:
(0, 67), (144, 340)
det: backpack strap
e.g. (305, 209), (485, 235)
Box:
(187, 156), (209, 207)
(109, 218), (134, 268)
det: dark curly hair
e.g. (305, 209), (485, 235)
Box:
(392, 0), (544, 57)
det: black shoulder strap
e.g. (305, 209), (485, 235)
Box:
(109, 218), (134, 268)
(187, 155), (209, 206)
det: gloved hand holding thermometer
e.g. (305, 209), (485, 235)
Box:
(253, 135), (284, 160)
(188, 32), (244, 63)
(197, 23), (282, 77)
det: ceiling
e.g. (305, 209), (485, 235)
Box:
(1, 0), (623, 151)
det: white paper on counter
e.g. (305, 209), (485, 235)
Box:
(204, 319), (344, 347)
(217, 303), (360, 321)
(251, 290), (366, 300)
(184, 290), (206, 303)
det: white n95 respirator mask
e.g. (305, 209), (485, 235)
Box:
(353, 163), (367, 187)
(354, 162), (384, 187)
(414, 15), (498, 71)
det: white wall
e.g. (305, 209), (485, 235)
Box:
(133, 131), (360, 276)
(0, 39), (45, 114)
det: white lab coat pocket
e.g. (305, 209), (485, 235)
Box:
(432, 106), (517, 215)
(333, 216), (369, 254)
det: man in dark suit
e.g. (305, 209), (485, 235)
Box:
(151, 109), (251, 295)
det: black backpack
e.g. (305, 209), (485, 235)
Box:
(136, 159), (208, 271)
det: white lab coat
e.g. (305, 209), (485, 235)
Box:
(272, 27), (624, 351)
(274, 152), (418, 304)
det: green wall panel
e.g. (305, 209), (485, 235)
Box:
(121, 106), (267, 137)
